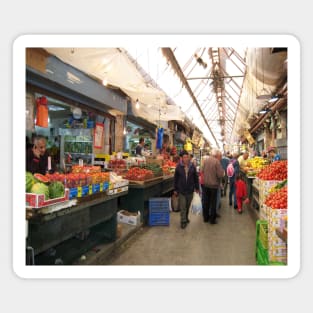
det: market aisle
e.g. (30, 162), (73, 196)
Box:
(103, 194), (257, 266)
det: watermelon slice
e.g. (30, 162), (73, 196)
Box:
(34, 173), (50, 183)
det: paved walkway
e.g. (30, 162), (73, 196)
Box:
(103, 195), (257, 265)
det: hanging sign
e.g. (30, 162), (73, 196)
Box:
(192, 129), (201, 146)
(35, 96), (48, 128)
(94, 122), (104, 149)
(244, 130), (255, 145)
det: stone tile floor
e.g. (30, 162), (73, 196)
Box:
(103, 196), (257, 266)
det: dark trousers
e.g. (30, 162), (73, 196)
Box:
(202, 186), (218, 222)
(221, 175), (228, 196)
(178, 193), (193, 223)
(229, 180), (237, 207)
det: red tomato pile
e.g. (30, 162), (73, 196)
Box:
(265, 186), (287, 209)
(125, 167), (154, 181)
(257, 160), (287, 181)
(45, 172), (110, 188)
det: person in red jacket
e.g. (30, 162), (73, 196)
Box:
(235, 173), (248, 214)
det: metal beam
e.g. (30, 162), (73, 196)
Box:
(186, 75), (244, 80)
(161, 48), (220, 148)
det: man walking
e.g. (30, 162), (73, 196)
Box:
(201, 149), (225, 224)
(174, 150), (199, 229)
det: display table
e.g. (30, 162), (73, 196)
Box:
(26, 191), (128, 265)
(119, 175), (174, 224)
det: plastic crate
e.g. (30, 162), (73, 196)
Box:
(269, 261), (286, 266)
(259, 222), (268, 249)
(148, 211), (170, 226)
(256, 240), (269, 265)
(149, 198), (170, 212)
(255, 220), (268, 251)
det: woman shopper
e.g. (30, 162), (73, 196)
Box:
(174, 150), (199, 229)
(228, 152), (240, 209)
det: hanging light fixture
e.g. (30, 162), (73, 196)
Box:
(268, 94), (280, 103)
(256, 48), (272, 101)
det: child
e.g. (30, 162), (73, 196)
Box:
(235, 173), (248, 214)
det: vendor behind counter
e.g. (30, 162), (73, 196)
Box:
(238, 151), (250, 172)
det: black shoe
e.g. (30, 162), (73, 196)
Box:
(216, 213), (221, 218)
(229, 202), (232, 206)
(181, 222), (187, 229)
(234, 205), (238, 209)
(210, 220), (218, 224)
(203, 219), (209, 223)
(187, 219), (190, 223)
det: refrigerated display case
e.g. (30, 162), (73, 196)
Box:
(59, 128), (94, 170)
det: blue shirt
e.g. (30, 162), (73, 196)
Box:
(221, 157), (230, 171)
(272, 154), (281, 162)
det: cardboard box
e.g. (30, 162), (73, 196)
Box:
(26, 189), (69, 208)
(117, 210), (141, 226)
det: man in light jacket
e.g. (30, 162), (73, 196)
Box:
(201, 149), (225, 224)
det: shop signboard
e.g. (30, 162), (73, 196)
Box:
(94, 122), (104, 149)
(192, 129), (201, 146)
(244, 130), (255, 145)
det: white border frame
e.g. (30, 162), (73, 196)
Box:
(13, 34), (300, 279)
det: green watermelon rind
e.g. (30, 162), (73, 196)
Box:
(49, 181), (65, 199)
(26, 172), (35, 192)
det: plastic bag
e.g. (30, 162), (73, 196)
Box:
(190, 192), (202, 215)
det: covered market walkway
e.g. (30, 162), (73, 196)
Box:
(99, 195), (256, 266)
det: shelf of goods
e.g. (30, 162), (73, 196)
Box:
(254, 161), (288, 265)
(25, 167), (129, 265)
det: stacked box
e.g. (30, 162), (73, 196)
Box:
(258, 180), (282, 207)
(148, 198), (170, 226)
(268, 207), (288, 264)
(259, 204), (269, 221)
(252, 177), (260, 189)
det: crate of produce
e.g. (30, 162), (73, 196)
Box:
(148, 211), (170, 226)
(26, 189), (70, 208)
(256, 240), (269, 265)
(149, 197), (171, 212)
(259, 221), (268, 249)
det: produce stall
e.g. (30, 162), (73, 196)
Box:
(26, 191), (127, 265)
(25, 166), (129, 265)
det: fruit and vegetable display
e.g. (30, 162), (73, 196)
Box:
(45, 171), (110, 188)
(26, 172), (35, 192)
(257, 160), (288, 181)
(26, 172), (65, 200)
(265, 186), (287, 209)
(30, 182), (50, 200)
(48, 181), (65, 199)
(108, 159), (127, 170)
(162, 160), (177, 175)
(246, 157), (270, 176)
(139, 163), (163, 177)
(269, 179), (288, 194)
(71, 165), (101, 173)
(124, 166), (154, 181)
